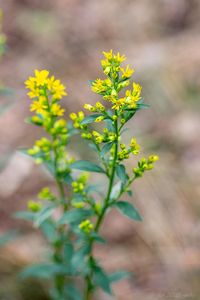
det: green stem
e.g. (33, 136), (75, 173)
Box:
(84, 116), (119, 300)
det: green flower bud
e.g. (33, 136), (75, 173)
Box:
(28, 201), (41, 212)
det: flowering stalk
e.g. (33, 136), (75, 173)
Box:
(19, 50), (159, 300)
(70, 50), (159, 299)
(20, 70), (80, 299)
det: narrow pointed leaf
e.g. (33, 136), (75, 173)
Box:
(116, 164), (129, 183)
(80, 114), (103, 125)
(100, 142), (113, 158)
(115, 201), (142, 221)
(71, 160), (105, 173)
(58, 209), (93, 225)
(93, 266), (112, 295)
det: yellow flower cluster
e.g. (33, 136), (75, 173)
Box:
(79, 219), (94, 233)
(25, 70), (67, 118)
(91, 78), (112, 94)
(71, 173), (88, 194)
(38, 187), (55, 201)
(118, 138), (140, 161)
(90, 50), (141, 112)
(130, 138), (140, 154)
(70, 111), (85, 129)
(111, 83), (142, 110)
(28, 200), (42, 212)
(84, 101), (105, 112)
(133, 155), (159, 177)
(101, 50), (126, 76)
(88, 129), (117, 145)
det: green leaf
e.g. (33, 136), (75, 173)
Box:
(35, 205), (56, 227)
(63, 172), (73, 184)
(105, 119), (115, 131)
(71, 160), (105, 173)
(85, 183), (103, 194)
(80, 114), (103, 125)
(100, 142), (113, 158)
(136, 99), (150, 110)
(124, 110), (136, 122)
(91, 232), (106, 244)
(14, 211), (35, 222)
(43, 161), (55, 176)
(20, 263), (68, 279)
(114, 201), (142, 221)
(58, 209), (93, 225)
(93, 266), (112, 295)
(71, 244), (90, 273)
(64, 242), (74, 264)
(40, 220), (57, 243)
(109, 270), (131, 283)
(116, 164), (129, 183)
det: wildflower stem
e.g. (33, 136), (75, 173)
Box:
(95, 118), (118, 231)
(84, 115), (119, 300)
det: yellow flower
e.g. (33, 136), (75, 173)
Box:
(95, 116), (104, 122)
(91, 78), (112, 94)
(125, 83), (142, 109)
(95, 102), (105, 111)
(101, 50), (127, 76)
(51, 103), (65, 116)
(112, 98), (125, 110)
(47, 76), (67, 99)
(27, 89), (40, 99)
(121, 65), (134, 78)
(25, 76), (36, 90)
(148, 155), (159, 163)
(92, 131), (104, 144)
(79, 219), (93, 233)
(28, 200), (42, 212)
(102, 49), (113, 60)
(84, 104), (95, 111)
(70, 112), (77, 121)
(102, 50), (126, 64)
(30, 100), (47, 114)
(132, 83), (142, 99)
(25, 70), (67, 101)
(34, 69), (49, 86)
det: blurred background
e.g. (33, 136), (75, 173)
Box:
(0, 0), (200, 299)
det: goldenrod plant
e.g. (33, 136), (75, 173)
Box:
(18, 50), (159, 300)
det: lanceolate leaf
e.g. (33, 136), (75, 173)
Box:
(19, 263), (69, 279)
(71, 244), (91, 273)
(100, 142), (114, 158)
(116, 164), (129, 183)
(114, 201), (142, 221)
(14, 211), (35, 222)
(71, 160), (105, 173)
(35, 205), (56, 227)
(93, 266), (112, 295)
(58, 209), (93, 225)
(80, 113), (103, 125)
